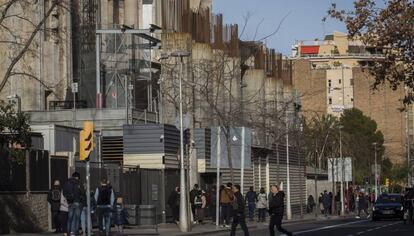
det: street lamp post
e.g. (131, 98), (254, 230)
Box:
(170, 50), (191, 232)
(285, 105), (292, 220)
(372, 142), (378, 201)
(339, 125), (345, 216)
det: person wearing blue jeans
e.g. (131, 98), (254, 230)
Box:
(63, 172), (85, 236)
(95, 178), (115, 236)
(245, 187), (257, 221)
(68, 202), (82, 235)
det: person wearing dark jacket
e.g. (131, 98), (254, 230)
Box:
(63, 172), (85, 236)
(168, 187), (180, 224)
(268, 184), (292, 236)
(230, 184), (250, 236)
(48, 180), (62, 233)
(189, 184), (199, 224)
(245, 187), (257, 221)
(95, 177), (115, 236)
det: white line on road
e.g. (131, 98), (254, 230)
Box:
(294, 220), (369, 235)
(352, 221), (401, 235)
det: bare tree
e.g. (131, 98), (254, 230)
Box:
(0, 0), (70, 94)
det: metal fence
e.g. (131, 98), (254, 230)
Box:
(0, 149), (50, 192)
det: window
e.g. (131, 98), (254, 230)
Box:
(339, 79), (342, 84)
(328, 97), (332, 105)
(350, 78), (354, 86)
(351, 98), (354, 102)
(328, 80), (332, 87)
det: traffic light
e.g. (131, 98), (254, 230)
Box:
(80, 121), (94, 161)
(385, 178), (390, 187)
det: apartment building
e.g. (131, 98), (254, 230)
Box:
(291, 31), (408, 164)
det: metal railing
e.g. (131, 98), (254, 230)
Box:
(296, 53), (384, 59)
(49, 100), (87, 110)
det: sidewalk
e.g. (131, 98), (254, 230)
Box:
(123, 213), (327, 236)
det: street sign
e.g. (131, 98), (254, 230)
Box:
(72, 82), (78, 93)
(174, 114), (190, 130)
(328, 157), (352, 182)
(371, 164), (381, 175)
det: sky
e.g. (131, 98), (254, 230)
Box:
(212, 0), (357, 55)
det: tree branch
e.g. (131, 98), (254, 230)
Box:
(0, 1), (59, 93)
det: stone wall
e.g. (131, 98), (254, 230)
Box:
(0, 193), (49, 234)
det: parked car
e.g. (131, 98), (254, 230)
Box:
(372, 193), (404, 221)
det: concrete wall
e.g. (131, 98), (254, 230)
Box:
(0, 193), (49, 234)
(326, 67), (354, 116)
(0, 2), (71, 111)
(306, 179), (334, 203)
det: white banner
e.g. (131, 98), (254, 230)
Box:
(328, 157), (352, 182)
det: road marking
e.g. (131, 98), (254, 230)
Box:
(353, 221), (401, 235)
(294, 220), (369, 235)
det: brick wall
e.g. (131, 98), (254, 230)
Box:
(353, 68), (405, 163)
(0, 193), (49, 234)
(292, 59), (327, 117)
(292, 59), (406, 164)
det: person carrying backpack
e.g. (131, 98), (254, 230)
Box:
(95, 177), (115, 236)
(63, 172), (85, 236)
(48, 180), (62, 233)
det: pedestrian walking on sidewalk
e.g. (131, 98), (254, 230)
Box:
(257, 188), (267, 222)
(189, 184), (200, 224)
(63, 172), (85, 236)
(230, 184), (250, 236)
(220, 183), (234, 227)
(307, 195), (315, 213)
(48, 180), (62, 233)
(195, 190), (207, 224)
(322, 190), (330, 216)
(208, 186), (217, 223)
(268, 184), (292, 236)
(356, 192), (369, 219)
(80, 189), (96, 235)
(95, 177), (115, 236)
(245, 187), (257, 221)
(59, 192), (69, 236)
(114, 196), (129, 235)
(168, 187), (180, 224)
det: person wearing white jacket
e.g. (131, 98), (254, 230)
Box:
(257, 188), (268, 222)
(59, 192), (69, 236)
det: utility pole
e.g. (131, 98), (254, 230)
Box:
(339, 125), (344, 216)
(285, 105), (292, 220)
(405, 106), (411, 186)
(216, 127), (221, 227)
(241, 127), (245, 194)
(373, 142), (378, 201)
(169, 51), (191, 232)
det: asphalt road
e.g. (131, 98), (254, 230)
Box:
(217, 218), (413, 236)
